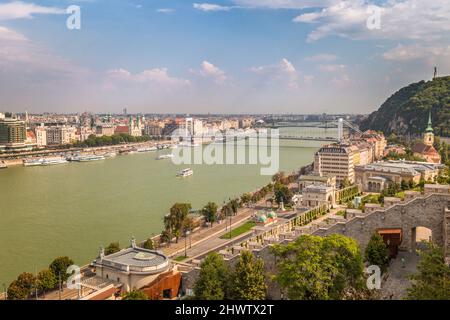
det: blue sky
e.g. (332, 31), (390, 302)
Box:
(0, 0), (449, 114)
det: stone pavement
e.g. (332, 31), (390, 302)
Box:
(380, 250), (421, 300)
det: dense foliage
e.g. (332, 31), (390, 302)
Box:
(194, 252), (231, 300)
(365, 233), (390, 273)
(272, 234), (365, 300)
(230, 251), (267, 300)
(407, 244), (450, 300)
(360, 76), (450, 136)
(122, 291), (148, 300)
(105, 242), (121, 255)
(72, 133), (151, 148)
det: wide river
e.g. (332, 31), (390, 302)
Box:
(0, 128), (333, 286)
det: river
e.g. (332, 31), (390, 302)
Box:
(0, 127), (334, 286)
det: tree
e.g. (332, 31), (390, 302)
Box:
(142, 238), (155, 250)
(194, 252), (231, 300)
(273, 182), (293, 206)
(201, 202), (218, 227)
(240, 193), (252, 207)
(7, 280), (29, 300)
(229, 199), (240, 216)
(49, 256), (74, 282)
(105, 242), (121, 255)
(407, 244), (450, 300)
(365, 233), (389, 273)
(230, 251), (267, 300)
(272, 172), (286, 184)
(272, 234), (365, 300)
(165, 203), (192, 242)
(123, 291), (148, 300)
(37, 269), (57, 297)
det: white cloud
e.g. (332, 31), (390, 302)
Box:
(251, 58), (299, 89)
(233, 0), (337, 9)
(382, 44), (450, 71)
(157, 8), (174, 14)
(193, 3), (233, 12)
(191, 61), (227, 84)
(305, 53), (338, 62)
(318, 63), (346, 72)
(293, 0), (450, 42)
(0, 1), (64, 20)
(107, 68), (191, 88)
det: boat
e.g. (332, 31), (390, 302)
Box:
(156, 154), (174, 160)
(69, 155), (105, 162)
(177, 168), (194, 177)
(0, 161), (7, 169)
(103, 152), (117, 158)
(136, 147), (158, 153)
(24, 158), (44, 167)
(41, 157), (68, 166)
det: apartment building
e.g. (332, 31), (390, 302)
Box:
(314, 144), (358, 185)
(46, 126), (77, 145)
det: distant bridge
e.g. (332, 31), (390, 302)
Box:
(264, 118), (362, 142)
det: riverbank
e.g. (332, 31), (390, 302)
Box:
(0, 141), (321, 287)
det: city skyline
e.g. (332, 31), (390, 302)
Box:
(1, 0), (450, 114)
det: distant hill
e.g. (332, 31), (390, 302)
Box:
(360, 76), (450, 137)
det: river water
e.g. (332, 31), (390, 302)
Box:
(0, 127), (334, 286)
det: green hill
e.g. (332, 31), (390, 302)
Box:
(360, 76), (450, 137)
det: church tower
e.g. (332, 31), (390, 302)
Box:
(423, 111), (434, 146)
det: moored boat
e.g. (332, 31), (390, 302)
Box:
(177, 168), (193, 177)
(0, 161), (7, 169)
(156, 154), (174, 160)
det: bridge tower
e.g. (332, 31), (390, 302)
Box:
(337, 118), (344, 142)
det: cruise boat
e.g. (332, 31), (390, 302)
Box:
(24, 158), (44, 167)
(41, 157), (68, 166)
(177, 168), (194, 177)
(156, 154), (174, 160)
(69, 155), (105, 162)
(0, 161), (7, 169)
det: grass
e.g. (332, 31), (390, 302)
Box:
(220, 221), (257, 239)
(174, 255), (188, 262)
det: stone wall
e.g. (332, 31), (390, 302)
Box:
(313, 194), (450, 252)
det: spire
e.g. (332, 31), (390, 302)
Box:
(426, 111), (433, 133)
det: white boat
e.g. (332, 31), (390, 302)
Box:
(0, 161), (7, 169)
(177, 168), (194, 177)
(103, 152), (117, 158)
(70, 155), (105, 162)
(136, 147), (158, 153)
(41, 157), (68, 166)
(156, 154), (174, 160)
(24, 158), (44, 167)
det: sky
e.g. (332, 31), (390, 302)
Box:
(0, 0), (449, 115)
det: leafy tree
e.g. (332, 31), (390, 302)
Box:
(365, 233), (390, 273)
(230, 251), (267, 300)
(142, 238), (155, 250)
(229, 199), (240, 216)
(123, 291), (148, 300)
(7, 280), (29, 300)
(194, 252), (231, 300)
(240, 193), (252, 206)
(201, 202), (218, 227)
(37, 269), (57, 297)
(273, 182), (293, 206)
(165, 203), (192, 242)
(105, 242), (121, 255)
(272, 234), (365, 300)
(49, 256), (74, 282)
(407, 244), (450, 300)
(272, 172), (286, 184)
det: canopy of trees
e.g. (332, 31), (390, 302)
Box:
(272, 234), (365, 300)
